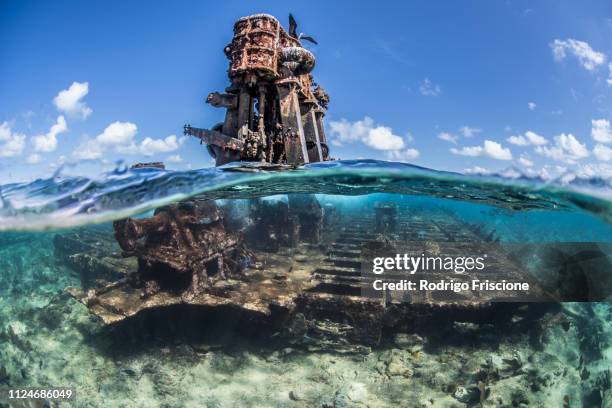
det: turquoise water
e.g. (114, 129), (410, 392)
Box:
(0, 160), (611, 407)
(1, 159), (611, 232)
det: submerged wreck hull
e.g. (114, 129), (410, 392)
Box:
(59, 197), (552, 345)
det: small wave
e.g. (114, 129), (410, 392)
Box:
(0, 160), (611, 231)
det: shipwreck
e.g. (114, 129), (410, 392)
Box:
(61, 14), (559, 348)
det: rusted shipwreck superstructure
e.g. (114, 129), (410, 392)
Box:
(184, 13), (331, 166)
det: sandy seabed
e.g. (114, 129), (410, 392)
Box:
(0, 235), (610, 408)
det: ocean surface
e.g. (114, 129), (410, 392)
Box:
(0, 159), (611, 407)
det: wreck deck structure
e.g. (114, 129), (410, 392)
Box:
(61, 202), (551, 345)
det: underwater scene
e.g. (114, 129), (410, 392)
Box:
(0, 160), (611, 407)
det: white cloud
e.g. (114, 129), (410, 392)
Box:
(528, 102), (537, 111)
(328, 116), (406, 151)
(591, 119), (612, 143)
(73, 139), (104, 160)
(139, 135), (184, 156)
(329, 117), (371, 144)
(482, 141), (513, 160)
(507, 135), (528, 146)
(53, 81), (92, 119)
(419, 78), (441, 96)
(498, 168), (523, 179)
(459, 126), (480, 138)
(594, 144), (612, 161)
(328, 116), (419, 161)
(387, 148), (419, 162)
(97, 121), (137, 146)
(166, 154), (183, 163)
(451, 145), (483, 157)
(32, 115), (68, 152)
(73, 121), (183, 159)
(608, 63), (612, 86)
(451, 140), (513, 160)
(26, 153), (42, 164)
(463, 166), (492, 175)
(550, 38), (606, 71)
(366, 126), (405, 150)
(507, 131), (548, 146)
(536, 167), (553, 180)
(518, 155), (534, 167)
(570, 163), (612, 179)
(437, 132), (458, 144)
(0, 121), (26, 157)
(535, 133), (589, 163)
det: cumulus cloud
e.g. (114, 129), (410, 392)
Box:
(73, 121), (184, 159)
(594, 144), (612, 161)
(166, 154), (183, 163)
(329, 116), (406, 150)
(463, 166), (492, 175)
(459, 126), (480, 138)
(591, 119), (612, 143)
(465, 166), (526, 179)
(570, 163), (612, 179)
(328, 116), (419, 161)
(53, 82), (92, 119)
(451, 140), (513, 160)
(26, 153), (42, 164)
(73, 139), (105, 160)
(386, 148), (419, 162)
(535, 133), (589, 163)
(139, 135), (183, 156)
(73, 121), (133, 159)
(0, 121), (26, 157)
(419, 78), (441, 96)
(550, 38), (606, 71)
(366, 126), (405, 150)
(507, 131), (548, 146)
(518, 155), (534, 167)
(97, 121), (138, 146)
(528, 102), (537, 111)
(32, 115), (68, 152)
(437, 132), (458, 144)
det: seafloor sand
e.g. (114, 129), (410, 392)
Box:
(0, 234), (610, 408)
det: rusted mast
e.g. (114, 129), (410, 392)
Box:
(184, 13), (331, 166)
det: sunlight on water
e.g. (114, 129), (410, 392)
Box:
(0, 160), (611, 231)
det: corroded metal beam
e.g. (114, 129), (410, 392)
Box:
(184, 125), (244, 151)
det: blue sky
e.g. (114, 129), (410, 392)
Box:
(1, 0), (612, 182)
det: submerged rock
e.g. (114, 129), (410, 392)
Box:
(386, 355), (413, 378)
(453, 382), (489, 405)
(393, 333), (425, 353)
(453, 385), (480, 404)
